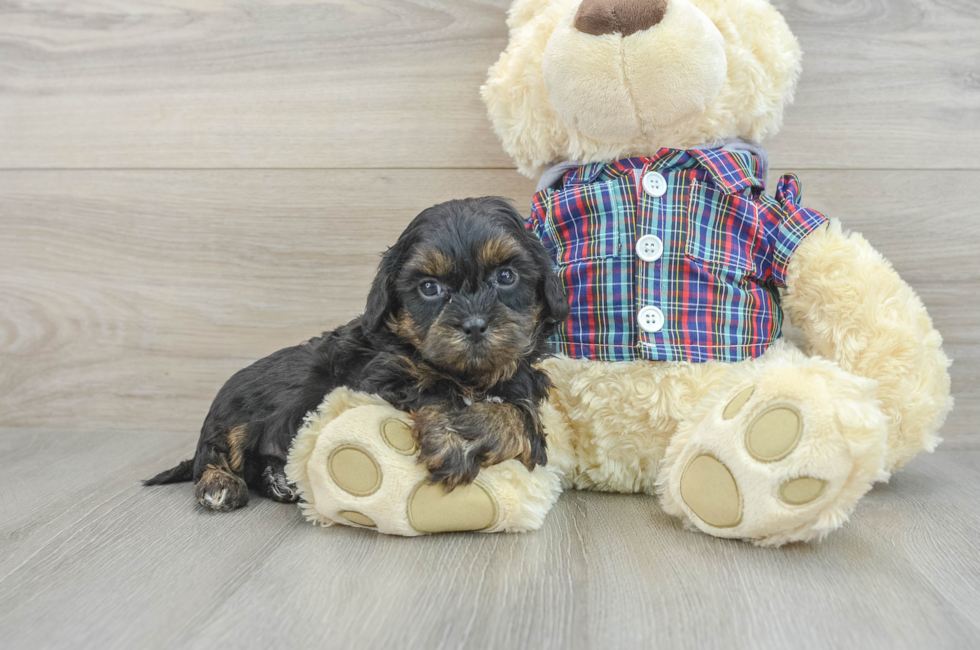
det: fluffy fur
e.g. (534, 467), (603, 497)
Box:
(482, 0), (802, 176)
(783, 220), (953, 470)
(145, 197), (569, 509)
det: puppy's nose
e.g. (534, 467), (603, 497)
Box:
(574, 0), (668, 37)
(460, 317), (489, 343)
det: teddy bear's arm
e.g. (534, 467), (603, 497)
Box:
(783, 219), (953, 470)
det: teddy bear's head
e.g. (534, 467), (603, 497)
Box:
(482, 0), (801, 177)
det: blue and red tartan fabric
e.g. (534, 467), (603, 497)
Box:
(528, 148), (828, 363)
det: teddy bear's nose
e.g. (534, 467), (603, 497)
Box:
(574, 0), (668, 37)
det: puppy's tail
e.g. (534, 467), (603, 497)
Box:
(143, 458), (195, 485)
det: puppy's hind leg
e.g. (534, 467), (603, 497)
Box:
(196, 464), (249, 511)
(195, 425), (250, 512)
(259, 457), (299, 503)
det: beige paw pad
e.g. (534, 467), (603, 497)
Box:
(407, 481), (499, 533)
(680, 454), (742, 528)
(779, 477), (827, 506)
(723, 387), (755, 420)
(339, 510), (377, 527)
(380, 418), (417, 455)
(327, 445), (382, 497)
(745, 406), (802, 463)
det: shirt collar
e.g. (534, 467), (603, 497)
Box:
(536, 145), (767, 195)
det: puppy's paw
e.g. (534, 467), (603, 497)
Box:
(195, 465), (249, 511)
(261, 464), (299, 503)
(414, 402), (544, 491)
(422, 442), (483, 492)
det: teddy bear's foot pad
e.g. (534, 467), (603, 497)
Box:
(328, 444), (382, 497)
(407, 481), (499, 533)
(339, 510), (377, 527)
(722, 387), (755, 419)
(778, 477), (827, 505)
(745, 406), (802, 462)
(380, 418), (417, 455)
(679, 454), (742, 528)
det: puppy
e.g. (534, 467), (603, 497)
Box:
(144, 197), (569, 511)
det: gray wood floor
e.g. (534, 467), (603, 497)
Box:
(1, 428), (979, 649)
(2, 0), (979, 648)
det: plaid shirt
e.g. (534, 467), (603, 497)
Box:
(528, 148), (828, 363)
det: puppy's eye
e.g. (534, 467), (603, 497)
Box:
(418, 279), (443, 299)
(494, 267), (518, 288)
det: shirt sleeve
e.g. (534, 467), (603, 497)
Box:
(754, 174), (829, 286)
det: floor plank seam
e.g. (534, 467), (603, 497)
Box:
(2, 167), (978, 173)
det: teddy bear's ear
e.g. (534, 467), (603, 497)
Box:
(507, 0), (558, 31)
(481, 1), (570, 178)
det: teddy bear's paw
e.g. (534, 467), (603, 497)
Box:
(660, 367), (888, 546)
(286, 389), (563, 536)
(678, 400), (817, 529)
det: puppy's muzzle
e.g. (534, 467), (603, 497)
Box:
(447, 289), (498, 345)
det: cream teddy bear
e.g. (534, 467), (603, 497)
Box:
(287, 0), (952, 545)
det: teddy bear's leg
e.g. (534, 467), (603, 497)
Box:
(657, 341), (890, 546)
(783, 219), (953, 471)
(285, 388), (562, 536)
(535, 354), (734, 494)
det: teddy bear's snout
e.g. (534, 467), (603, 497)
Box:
(539, 0), (728, 145)
(574, 0), (668, 37)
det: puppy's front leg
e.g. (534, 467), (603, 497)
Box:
(413, 402), (546, 490)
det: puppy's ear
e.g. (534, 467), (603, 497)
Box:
(541, 272), (569, 326)
(527, 225), (569, 337)
(538, 267), (569, 336)
(363, 229), (416, 333)
(488, 196), (569, 336)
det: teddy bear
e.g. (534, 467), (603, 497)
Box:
(286, 0), (952, 545)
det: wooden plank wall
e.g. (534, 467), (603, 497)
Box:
(1, 0), (978, 441)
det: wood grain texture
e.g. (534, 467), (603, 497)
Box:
(1, 169), (976, 440)
(0, 428), (978, 649)
(1, 0), (978, 169)
(0, 169), (531, 432)
(1, 0), (978, 646)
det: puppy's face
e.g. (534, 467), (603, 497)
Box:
(363, 198), (568, 385)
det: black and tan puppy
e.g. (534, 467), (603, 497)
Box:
(145, 197), (569, 511)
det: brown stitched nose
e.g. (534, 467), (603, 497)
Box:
(574, 0), (668, 37)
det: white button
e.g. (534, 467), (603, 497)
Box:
(637, 306), (665, 333)
(636, 234), (663, 262)
(642, 171), (667, 197)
